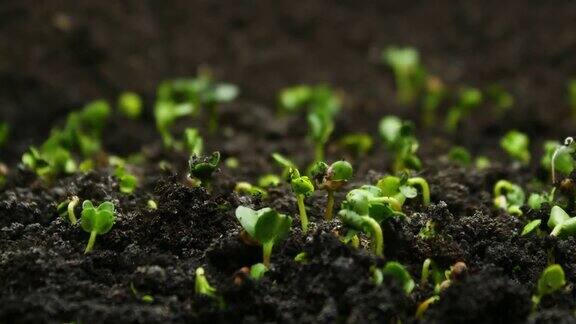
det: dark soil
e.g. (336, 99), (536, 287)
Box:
(2, 0), (576, 323)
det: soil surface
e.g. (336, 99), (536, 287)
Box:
(1, 0), (576, 323)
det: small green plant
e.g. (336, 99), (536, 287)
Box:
(183, 128), (203, 156)
(258, 174), (281, 188)
(421, 76), (446, 127)
(486, 85), (514, 117)
(118, 91), (142, 119)
(445, 87), (483, 133)
(382, 46), (424, 105)
(527, 189), (554, 211)
(546, 137), (576, 183)
(547, 206), (576, 238)
(22, 146), (77, 181)
(379, 116), (421, 172)
(521, 219), (542, 236)
(447, 146), (472, 166)
(195, 267), (218, 298)
(235, 206), (292, 266)
(376, 174), (431, 207)
(308, 110), (334, 163)
(249, 263), (268, 280)
(372, 261), (415, 294)
(189, 151), (220, 188)
(56, 196), (80, 225)
(81, 200), (116, 254)
(500, 130), (530, 164)
(271, 152), (296, 179)
(532, 264), (566, 311)
(235, 182), (267, 198)
(288, 168), (314, 232)
(110, 157), (138, 194)
(339, 133), (373, 157)
(310, 160), (353, 220)
(493, 180), (525, 216)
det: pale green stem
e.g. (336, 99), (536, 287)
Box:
(84, 231), (97, 254)
(325, 190), (335, 221)
(297, 194), (309, 233)
(262, 241), (274, 267)
(493, 180), (514, 198)
(361, 216), (383, 256)
(68, 196), (79, 225)
(407, 177), (431, 206)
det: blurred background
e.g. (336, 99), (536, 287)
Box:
(1, 0), (576, 161)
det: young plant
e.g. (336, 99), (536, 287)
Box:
(288, 168), (314, 232)
(376, 174), (431, 207)
(532, 264), (566, 310)
(271, 152), (296, 179)
(527, 189), (555, 211)
(547, 206), (576, 238)
(493, 180), (525, 216)
(521, 219), (542, 236)
(379, 116), (421, 173)
(154, 99), (194, 147)
(308, 110), (334, 163)
(258, 174), (281, 188)
(372, 261), (415, 294)
(447, 146), (472, 167)
(118, 91), (142, 119)
(22, 146), (77, 181)
(183, 128), (203, 156)
(546, 137), (575, 183)
(235, 206), (292, 266)
(235, 182), (267, 199)
(339, 133), (373, 157)
(382, 46), (424, 105)
(500, 130), (530, 164)
(310, 160), (353, 220)
(195, 267), (218, 298)
(115, 166), (138, 194)
(421, 76), (446, 127)
(81, 200), (116, 254)
(445, 87), (483, 133)
(56, 196), (80, 225)
(189, 151), (220, 188)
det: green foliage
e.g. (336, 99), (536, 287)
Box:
(493, 180), (525, 216)
(382, 46), (425, 105)
(57, 196), (80, 225)
(500, 130), (530, 164)
(486, 85), (514, 117)
(532, 264), (566, 309)
(258, 174), (281, 188)
(183, 128), (203, 156)
(376, 174), (430, 207)
(445, 87), (483, 133)
(235, 206), (292, 266)
(521, 219), (541, 236)
(339, 133), (373, 157)
(288, 168), (314, 232)
(381, 261), (415, 294)
(235, 181), (267, 198)
(379, 116), (421, 172)
(421, 76), (446, 127)
(115, 165), (138, 194)
(81, 200), (116, 253)
(311, 160), (354, 220)
(527, 189), (554, 211)
(250, 263), (268, 280)
(195, 267), (218, 298)
(541, 140), (574, 180)
(189, 151), (220, 187)
(0, 122), (9, 147)
(548, 206), (576, 238)
(118, 91), (142, 119)
(271, 152), (296, 178)
(447, 146), (472, 166)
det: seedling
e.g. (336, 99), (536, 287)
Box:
(235, 206), (292, 266)
(288, 168), (314, 232)
(532, 264), (566, 310)
(493, 180), (525, 216)
(258, 174), (281, 188)
(147, 199), (158, 210)
(235, 182), (267, 198)
(521, 219), (542, 236)
(339, 133), (373, 157)
(500, 130), (530, 164)
(129, 282), (154, 304)
(250, 263), (267, 280)
(195, 267), (218, 298)
(379, 116), (421, 172)
(381, 261), (415, 294)
(547, 206), (576, 238)
(382, 46), (424, 105)
(183, 128), (203, 156)
(445, 87), (483, 133)
(225, 157), (239, 169)
(310, 160), (353, 220)
(22, 146), (77, 181)
(421, 76), (446, 127)
(118, 91), (142, 119)
(115, 166), (138, 194)
(547, 137), (576, 183)
(308, 110), (334, 163)
(56, 196), (80, 225)
(154, 100), (194, 147)
(0, 122), (8, 147)
(271, 152), (296, 178)
(447, 146), (472, 166)
(81, 200), (116, 254)
(189, 151), (220, 188)
(376, 174), (431, 207)
(527, 189), (554, 211)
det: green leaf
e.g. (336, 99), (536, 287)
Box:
(382, 261), (415, 294)
(339, 133), (373, 156)
(329, 161), (353, 181)
(235, 206), (259, 238)
(118, 91), (142, 119)
(500, 130), (530, 164)
(537, 264), (566, 296)
(399, 185), (418, 199)
(379, 116), (403, 145)
(279, 85), (312, 112)
(382, 47), (419, 73)
(447, 146), (472, 166)
(81, 200), (116, 235)
(189, 151), (220, 182)
(272, 153), (296, 170)
(541, 141), (574, 174)
(377, 176), (401, 197)
(548, 206), (570, 229)
(290, 175), (314, 196)
(521, 219), (541, 236)
(250, 263), (267, 280)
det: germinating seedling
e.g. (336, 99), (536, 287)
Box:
(195, 267), (218, 298)
(118, 91), (142, 119)
(493, 180), (525, 216)
(421, 76), (446, 127)
(532, 264), (566, 311)
(57, 196), (80, 225)
(235, 181), (267, 199)
(271, 152), (296, 179)
(500, 130), (530, 164)
(339, 133), (373, 157)
(382, 46), (424, 105)
(189, 151), (220, 188)
(81, 200), (116, 254)
(547, 206), (576, 238)
(235, 206), (292, 266)
(372, 261), (415, 294)
(377, 174), (431, 207)
(445, 87), (483, 133)
(311, 160), (353, 220)
(183, 128), (203, 156)
(379, 116), (421, 172)
(288, 168), (314, 232)
(549, 137), (576, 183)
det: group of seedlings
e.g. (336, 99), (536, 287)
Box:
(2, 47), (576, 319)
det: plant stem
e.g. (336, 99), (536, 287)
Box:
(262, 241), (274, 267)
(314, 143), (324, 164)
(445, 108), (461, 133)
(84, 231), (97, 254)
(361, 216), (383, 256)
(421, 258), (432, 285)
(325, 190), (335, 221)
(396, 73), (413, 105)
(493, 180), (513, 197)
(297, 194), (309, 233)
(68, 196), (79, 225)
(407, 177), (431, 206)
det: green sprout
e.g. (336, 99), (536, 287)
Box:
(81, 200), (116, 254)
(486, 85), (514, 117)
(56, 196), (80, 225)
(445, 87), (483, 133)
(377, 261), (415, 294)
(547, 137), (575, 183)
(338, 186), (405, 256)
(235, 206), (292, 266)
(22, 146), (77, 181)
(310, 160), (354, 221)
(258, 174), (281, 188)
(421, 76), (446, 127)
(500, 130), (530, 164)
(118, 91), (142, 119)
(447, 146), (472, 166)
(195, 267), (218, 298)
(115, 166), (138, 194)
(568, 79), (576, 121)
(0, 122), (9, 147)
(532, 264), (566, 311)
(225, 157), (239, 169)
(379, 116), (421, 173)
(493, 180), (525, 216)
(382, 46), (424, 105)
(183, 128), (203, 156)
(288, 168), (314, 233)
(548, 206), (576, 238)
(527, 189), (554, 211)
(189, 152), (220, 188)
(154, 100), (194, 147)
(521, 219), (542, 236)
(147, 199), (158, 210)
(272, 152), (296, 178)
(339, 133), (373, 157)
(376, 174), (431, 207)
(235, 182), (267, 199)
(308, 110), (334, 163)
(250, 263), (268, 280)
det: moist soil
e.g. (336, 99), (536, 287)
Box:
(2, 0), (576, 323)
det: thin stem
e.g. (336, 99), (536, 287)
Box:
(297, 194), (309, 233)
(493, 180), (514, 197)
(68, 196), (79, 225)
(314, 143), (324, 164)
(421, 258), (432, 285)
(84, 231), (97, 254)
(551, 224), (562, 237)
(361, 216), (383, 256)
(325, 190), (335, 221)
(262, 241), (274, 267)
(407, 177), (431, 206)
